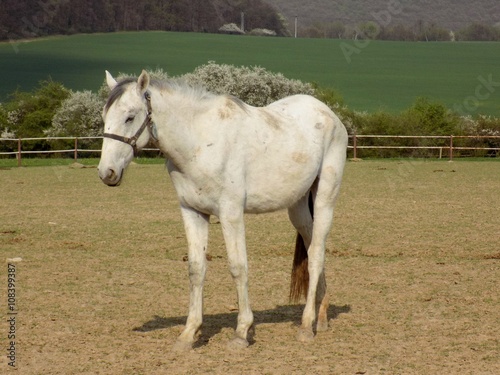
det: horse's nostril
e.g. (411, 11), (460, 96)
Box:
(99, 167), (123, 186)
(108, 168), (116, 180)
(98, 167), (121, 186)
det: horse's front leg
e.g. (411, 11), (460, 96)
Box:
(219, 206), (254, 350)
(173, 206), (210, 352)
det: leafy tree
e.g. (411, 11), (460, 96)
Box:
(417, 23), (450, 41)
(0, 104), (9, 136)
(457, 23), (500, 41)
(403, 97), (459, 135)
(378, 23), (417, 41)
(3, 79), (70, 138)
(357, 21), (380, 40)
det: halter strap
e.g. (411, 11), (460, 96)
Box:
(103, 91), (157, 157)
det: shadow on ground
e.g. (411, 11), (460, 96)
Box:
(133, 304), (351, 347)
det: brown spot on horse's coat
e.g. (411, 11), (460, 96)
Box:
(218, 106), (232, 120)
(262, 110), (283, 130)
(218, 108), (230, 120)
(218, 98), (243, 120)
(292, 152), (309, 164)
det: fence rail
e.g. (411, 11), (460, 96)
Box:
(1, 135), (500, 166)
(350, 134), (500, 160)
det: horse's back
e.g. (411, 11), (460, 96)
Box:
(266, 94), (345, 138)
(240, 95), (347, 213)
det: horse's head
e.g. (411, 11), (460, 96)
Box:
(98, 70), (152, 186)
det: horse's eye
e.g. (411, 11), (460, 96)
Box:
(125, 116), (135, 124)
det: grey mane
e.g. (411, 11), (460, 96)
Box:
(154, 78), (247, 111)
(104, 76), (247, 114)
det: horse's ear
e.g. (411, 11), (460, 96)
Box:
(137, 70), (150, 95)
(105, 70), (117, 90)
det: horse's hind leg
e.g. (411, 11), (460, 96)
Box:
(288, 192), (314, 302)
(288, 187), (329, 337)
(316, 271), (329, 332)
(298, 147), (345, 342)
(173, 206), (210, 352)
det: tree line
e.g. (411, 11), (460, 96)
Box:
(0, 0), (288, 40)
(3, 1), (499, 41)
(299, 20), (500, 41)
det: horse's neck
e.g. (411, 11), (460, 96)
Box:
(151, 88), (212, 169)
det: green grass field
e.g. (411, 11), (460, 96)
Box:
(1, 32), (500, 115)
(0, 157), (165, 168)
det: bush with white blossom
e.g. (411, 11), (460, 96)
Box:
(181, 61), (314, 107)
(47, 90), (104, 138)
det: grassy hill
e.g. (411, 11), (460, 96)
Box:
(268, 0), (500, 31)
(1, 32), (499, 116)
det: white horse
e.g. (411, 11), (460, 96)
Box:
(98, 70), (348, 351)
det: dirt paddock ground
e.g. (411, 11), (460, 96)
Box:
(1, 159), (499, 374)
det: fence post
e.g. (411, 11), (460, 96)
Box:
(74, 138), (78, 162)
(353, 132), (357, 159)
(449, 135), (453, 161)
(17, 138), (21, 167)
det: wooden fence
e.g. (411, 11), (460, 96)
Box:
(1, 135), (500, 166)
(350, 134), (500, 160)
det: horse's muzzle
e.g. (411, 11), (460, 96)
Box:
(98, 167), (123, 187)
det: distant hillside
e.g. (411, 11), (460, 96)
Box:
(3, 0), (499, 41)
(0, 0), (287, 41)
(267, 0), (500, 32)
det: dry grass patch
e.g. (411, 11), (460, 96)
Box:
(0, 159), (499, 373)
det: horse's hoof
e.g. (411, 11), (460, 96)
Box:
(316, 319), (329, 332)
(227, 336), (249, 351)
(297, 327), (315, 342)
(172, 339), (193, 353)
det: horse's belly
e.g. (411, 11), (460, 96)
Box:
(244, 188), (308, 213)
(244, 158), (319, 213)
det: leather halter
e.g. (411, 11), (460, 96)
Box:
(103, 91), (157, 156)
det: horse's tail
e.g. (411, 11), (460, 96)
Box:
(289, 191), (314, 303)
